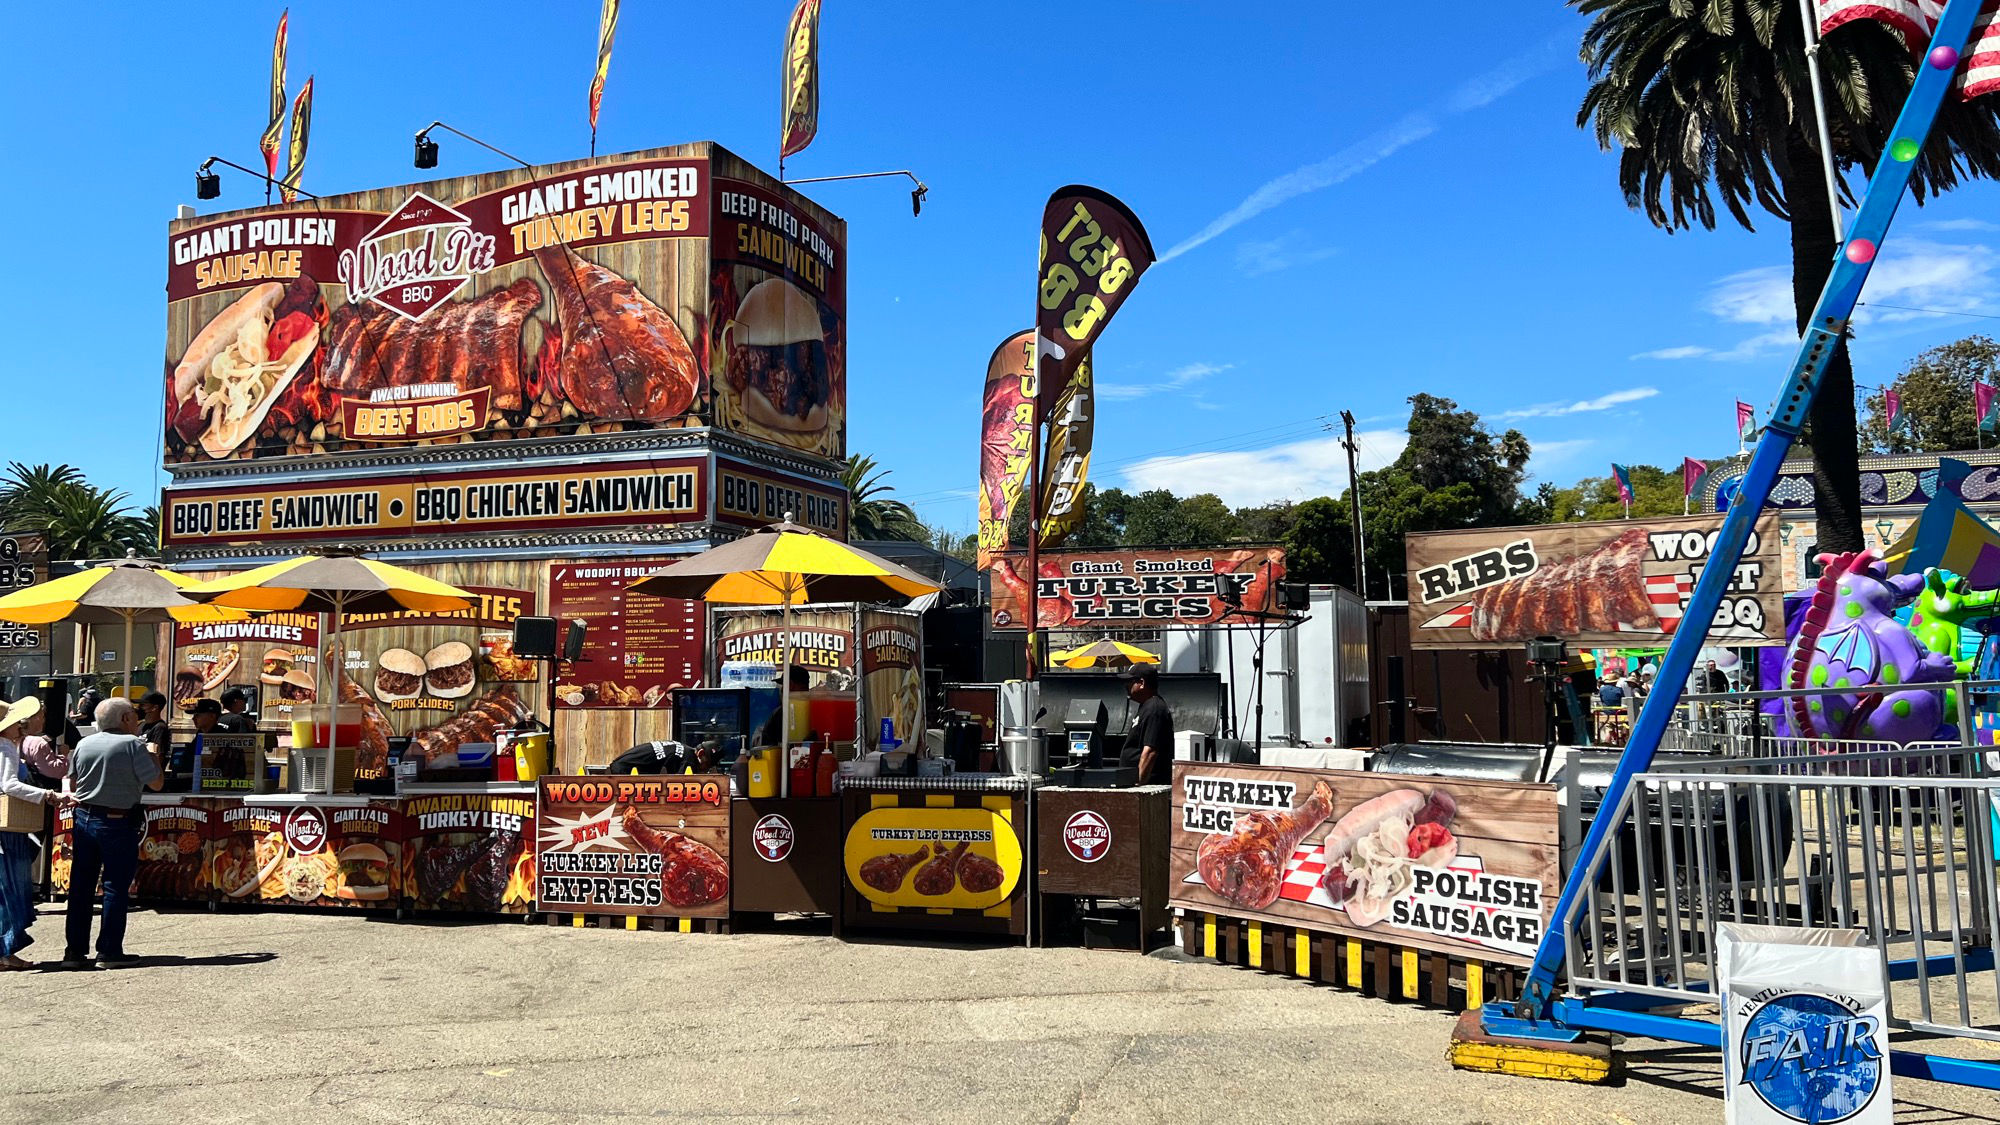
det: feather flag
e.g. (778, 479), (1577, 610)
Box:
(1037, 187), (1155, 410)
(1038, 354), (1093, 549)
(1737, 400), (1757, 442)
(1612, 463), (1635, 506)
(279, 77), (312, 204)
(584, 0), (616, 138)
(1683, 457), (1709, 500)
(260, 11), (289, 182)
(1818, 0), (2000, 101)
(976, 331), (1036, 568)
(1885, 388), (1907, 435)
(1979, 380), (1999, 434)
(780, 0), (823, 161)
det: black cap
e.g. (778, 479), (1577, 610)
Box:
(140, 691), (169, 710)
(220, 687), (248, 706)
(191, 698), (223, 716)
(1124, 665), (1159, 688)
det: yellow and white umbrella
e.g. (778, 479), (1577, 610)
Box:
(0, 557), (247, 693)
(1050, 637), (1160, 670)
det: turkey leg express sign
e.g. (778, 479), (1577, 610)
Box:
(1403, 511), (1784, 650)
(1169, 762), (1559, 963)
(534, 775), (731, 918)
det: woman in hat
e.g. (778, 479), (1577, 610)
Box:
(0, 697), (53, 968)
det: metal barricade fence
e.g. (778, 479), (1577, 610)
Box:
(1558, 739), (2000, 1059)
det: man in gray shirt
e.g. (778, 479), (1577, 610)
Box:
(62, 697), (162, 970)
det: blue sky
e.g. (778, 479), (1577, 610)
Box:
(3, 2), (1998, 535)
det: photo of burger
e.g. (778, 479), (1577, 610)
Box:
(278, 668), (317, 704)
(423, 641), (476, 699)
(333, 843), (392, 902)
(722, 278), (831, 442)
(260, 648), (297, 686)
(375, 648), (426, 702)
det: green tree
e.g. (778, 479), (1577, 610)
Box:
(1121, 490), (1243, 546)
(1575, 0), (2000, 553)
(0, 462), (153, 561)
(1397, 393), (1532, 527)
(840, 455), (924, 541)
(1280, 497), (1353, 586)
(1235, 500), (1299, 544)
(1860, 335), (2000, 452)
(1546, 464), (1688, 522)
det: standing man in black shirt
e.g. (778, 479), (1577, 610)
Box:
(216, 688), (256, 734)
(1122, 666), (1175, 786)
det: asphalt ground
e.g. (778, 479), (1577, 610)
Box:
(1, 907), (1996, 1123)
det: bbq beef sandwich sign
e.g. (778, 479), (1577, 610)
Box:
(163, 142), (845, 466)
(1403, 512), (1785, 650)
(990, 546), (1283, 630)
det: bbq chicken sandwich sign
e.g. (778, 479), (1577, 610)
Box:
(1403, 512), (1784, 650)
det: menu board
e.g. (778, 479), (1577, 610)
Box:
(548, 558), (705, 709)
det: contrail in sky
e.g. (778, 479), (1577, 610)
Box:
(1158, 41), (1565, 264)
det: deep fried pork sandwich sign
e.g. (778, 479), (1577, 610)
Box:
(1403, 512), (1784, 650)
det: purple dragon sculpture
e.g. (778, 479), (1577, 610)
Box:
(1783, 549), (1953, 744)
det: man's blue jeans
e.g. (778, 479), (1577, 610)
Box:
(65, 806), (140, 960)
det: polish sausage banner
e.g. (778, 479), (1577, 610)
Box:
(1403, 511), (1785, 650)
(1170, 762), (1558, 965)
(989, 546), (1282, 630)
(1036, 187), (1153, 410)
(976, 330), (1035, 568)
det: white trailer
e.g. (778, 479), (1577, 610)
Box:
(1162, 584), (1369, 747)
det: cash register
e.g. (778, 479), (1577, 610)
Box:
(1047, 698), (1137, 787)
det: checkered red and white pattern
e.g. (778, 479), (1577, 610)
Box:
(1820, 0), (2000, 100)
(1418, 602), (1475, 630)
(1630, 572), (1692, 633)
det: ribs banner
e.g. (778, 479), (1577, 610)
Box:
(1170, 762), (1559, 964)
(534, 775), (731, 918)
(1403, 511), (1785, 650)
(989, 546), (1283, 630)
(976, 331), (1035, 569)
(1036, 187), (1153, 411)
(164, 144), (845, 468)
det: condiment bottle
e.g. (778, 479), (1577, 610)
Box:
(814, 744), (837, 796)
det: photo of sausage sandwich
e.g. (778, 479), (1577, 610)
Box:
(167, 276), (327, 459)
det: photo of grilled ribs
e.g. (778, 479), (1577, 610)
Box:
(407, 686), (533, 766)
(1467, 527), (1657, 641)
(320, 278), (544, 413)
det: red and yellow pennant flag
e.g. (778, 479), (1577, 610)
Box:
(260, 11), (289, 181)
(780, 0), (823, 160)
(588, 0), (620, 136)
(1038, 353), (1093, 549)
(280, 76), (312, 203)
(1036, 186), (1154, 409)
(977, 331), (1035, 568)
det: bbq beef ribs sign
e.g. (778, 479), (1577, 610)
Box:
(163, 143), (845, 466)
(0, 535), (50, 656)
(534, 775), (731, 918)
(990, 546), (1283, 630)
(1035, 187), (1153, 410)
(1170, 762), (1559, 964)
(1403, 512), (1785, 650)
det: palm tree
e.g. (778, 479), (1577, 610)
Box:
(0, 462), (155, 560)
(1575, 0), (2000, 552)
(840, 455), (925, 541)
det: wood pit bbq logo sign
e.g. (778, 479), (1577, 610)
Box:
(752, 814), (794, 862)
(1061, 810), (1111, 863)
(339, 192), (496, 320)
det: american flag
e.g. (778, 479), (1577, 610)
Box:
(1819, 0), (2000, 100)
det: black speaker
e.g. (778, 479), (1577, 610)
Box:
(563, 619), (588, 663)
(1279, 582), (1311, 610)
(513, 616), (559, 659)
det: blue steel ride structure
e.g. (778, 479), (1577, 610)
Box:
(1487, 0), (2000, 1090)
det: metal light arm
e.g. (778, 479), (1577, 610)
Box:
(196, 156), (320, 200)
(782, 169), (928, 215)
(1499, 0), (1991, 1033)
(414, 121), (534, 170)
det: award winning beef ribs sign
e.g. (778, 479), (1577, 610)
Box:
(162, 143), (845, 465)
(990, 546), (1283, 630)
(1403, 512), (1785, 650)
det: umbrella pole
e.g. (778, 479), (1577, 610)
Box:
(779, 590), (793, 798)
(122, 611), (134, 696)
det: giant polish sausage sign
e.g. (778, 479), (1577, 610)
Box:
(1404, 512), (1784, 650)
(164, 142), (845, 467)
(1169, 762), (1559, 964)
(162, 456), (703, 548)
(989, 546), (1282, 630)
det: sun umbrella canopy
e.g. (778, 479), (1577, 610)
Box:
(180, 555), (477, 614)
(0, 562), (246, 626)
(628, 520), (939, 605)
(1051, 637), (1160, 669)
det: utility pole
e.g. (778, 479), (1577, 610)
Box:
(1340, 410), (1368, 600)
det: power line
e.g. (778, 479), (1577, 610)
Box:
(1858, 301), (2000, 321)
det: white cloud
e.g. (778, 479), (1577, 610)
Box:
(1920, 218), (2000, 232)
(1495, 387), (1659, 420)
(1156, 45), (1559, 263)
(1631, 345), (1713, 361)
(1524, 438), (1597, 479)
(1121, 430), (1408, 507)
(1097, 361), (1232, 402)
(1234, 230), (1340, 276)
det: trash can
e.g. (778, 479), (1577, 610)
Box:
(1717, 923), (1892, 1125)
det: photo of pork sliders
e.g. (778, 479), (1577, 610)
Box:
(260, 649), (297, 686)
(423, 641), (476, 699)
(278, 668), (318, 703)
(374, 648), (426, 702)
(724, 278), (830, 437)
(334, 843), (392, 902)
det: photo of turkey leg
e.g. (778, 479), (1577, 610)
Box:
(859, 845), (928, 893)
(912, 841), (968, 896)
(532, 244), (700, 422)
(1195, 780), (1334, 910)
(957, 850), (1005, 894)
